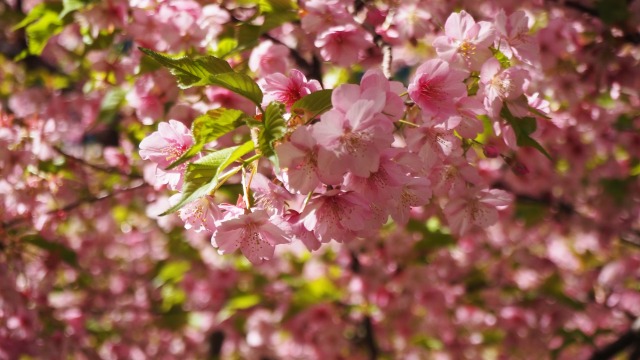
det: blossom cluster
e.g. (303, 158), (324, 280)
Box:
(139, 10), (542, 264)
(2, 0), (640, 359)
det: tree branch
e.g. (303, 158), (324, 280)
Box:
(261, 33), (323, 84)
(589, 318), (640, 360)
(548, 0), (640, 44)
(53, 146), (141, 179)
(350, 251), (379, 360)
(1, 183), (149, 230)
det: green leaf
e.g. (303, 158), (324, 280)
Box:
(154, 260), (191, 286)
(23, 235), (79, 267)
(514, 199), (548, 227)
(500, 106), (553, 161)
(138, 47), (233, 89)
(290, 89), (333, 121)
(258, 0), (297, 12)
(490, 47), (512, 68)
(13, 3), (62, 30)
(207, 72), (263, 107)
(217, 293), (261, 322)
(613, 114), (635, 132)
(24, 10), (64, 55)
(541, 274), (585, 310)
(160, 285), (186, 312)
(292, 277), (341, 307)
(257, 102), (286, 159)
(407, 219), (455, 254)
(527, 105), (552, 120)
(235, 24), (262, 52)
(261, 9), (299, 33)
(595, 0), (629, 24)
(214, 37), (239, 58)
(60, 0), (94, 19)
(166, 108), (247, 170)
(97, 88), (126, 124)
(161, 141), (255, 215)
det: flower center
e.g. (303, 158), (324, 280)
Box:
(459, 41), (476, 59)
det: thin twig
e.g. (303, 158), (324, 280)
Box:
(1, 183), (149, 230)
(53, 146), (141, 179)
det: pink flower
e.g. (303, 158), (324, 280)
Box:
(176, 196), (222, 232)
(433, 10), (495, 70)
(343, 150), (408, 204)
(393, 2), (432, 40)
(260, 69), (322, 110)
(138, 120), (196, 190)
(389, 176), (432, 225)
(205, 87), (256, 115)
(443, 188), (512, 235)
(283, 210), (321, 251)
(249, 173), (294, 215)
(479, 58), (528, 117)
(276, 126), (329, 193)
(358, 69), (406, 121)
(301, 0), (351, 34)
(450, 97), (486, 138)
(126, 73), (179, 125)
(408, 59), (468, 118)
(211, 210), (289, 264)
(315, 25), (373, 67)
(312, 99), (394, 179)
(405, 119), (463, 162)
(494, 10), (539, 65)
(302, 190), (371, 243)
(249, 41), (291, 76)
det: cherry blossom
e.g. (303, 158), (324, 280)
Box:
(433, 10), (496, 70)
(212, 210), (290, 264)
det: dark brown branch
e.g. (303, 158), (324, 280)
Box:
(352, 0), (393, 78)
(589, 318), (640, 360)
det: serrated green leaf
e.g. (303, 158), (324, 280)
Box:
(23, 235), (79, 267)
(166, 108), (246, 170)
(161, 141), (255, 215)
(207, 72), (263, 107)
(290, 89), (333, 121)
(258, 102), (286, 159)
(139, 47), (233, 88)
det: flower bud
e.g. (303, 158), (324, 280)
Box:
(483, 145), (500, 158)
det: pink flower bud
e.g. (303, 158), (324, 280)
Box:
(483, 145), (500, 158)
(512, 162), (529, 176)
